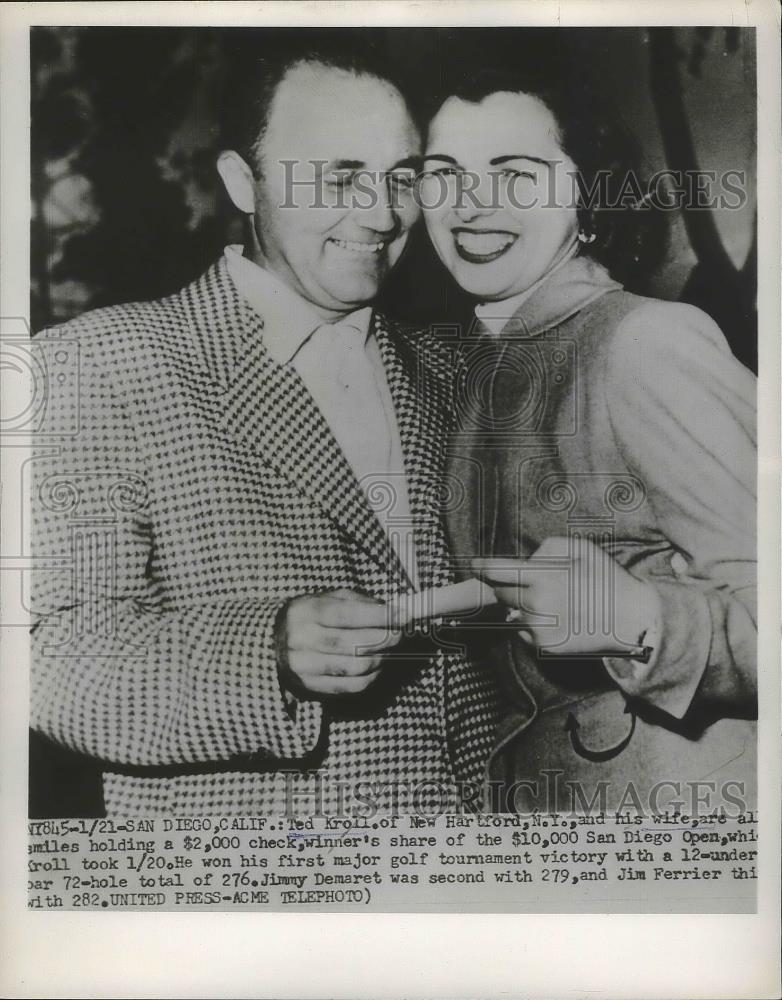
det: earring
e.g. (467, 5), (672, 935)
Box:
(578, 229), (597, 245)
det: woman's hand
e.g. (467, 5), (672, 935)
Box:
(473, 535), (659, 657)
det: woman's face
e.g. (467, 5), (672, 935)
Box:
(422, 91), (579, 301)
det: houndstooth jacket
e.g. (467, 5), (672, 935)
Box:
(31, 257), (501, 816)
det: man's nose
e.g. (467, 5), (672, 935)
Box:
(454, 172), (496, 222)
(354, 176), (399, 234)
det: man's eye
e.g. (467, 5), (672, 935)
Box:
(324, 173), (353, 188)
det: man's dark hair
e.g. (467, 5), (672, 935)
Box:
(426, 65), (667, 288)
(219, 29), (414, 177)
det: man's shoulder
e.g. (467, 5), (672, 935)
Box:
(34, 259), (232, 363)
(38, 295), (177, 349)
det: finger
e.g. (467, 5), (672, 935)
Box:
(472, 558), (536, 587)
(532, 536), (572, 558)
(285, 649), (326, 680)
(305, 672), (382, 696)
(316, 654), (384, 678)
(351, 629), (403, 654)
(328, 588), (380, 602)
(494, 586), (540, 614)
(496, 589), (563, 637)
(292, 624), (401, 655)
(314, 595), (392, 629)
(286, 651), (383, 683)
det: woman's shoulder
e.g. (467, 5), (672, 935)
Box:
(593, 292), (756, 434)
(600, 294), (735, 371)
(575, 291), (755, 401)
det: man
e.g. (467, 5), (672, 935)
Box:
(30, 40), (501, 817)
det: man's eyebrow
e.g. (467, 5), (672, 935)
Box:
(323, 156), (422, 172)
(327, 159), (366, 171)
(489, 154), (555, 166)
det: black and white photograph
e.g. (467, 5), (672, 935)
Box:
(26, 21), (759, 816)
(1, 1), (780, 997)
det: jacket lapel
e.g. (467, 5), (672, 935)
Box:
(375, 316), (451, 593)
(192, 260), (410, 587)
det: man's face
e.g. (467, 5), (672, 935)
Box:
(251, 62), (421, 314)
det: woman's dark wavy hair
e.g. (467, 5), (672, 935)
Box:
(426, 66), (667, 288)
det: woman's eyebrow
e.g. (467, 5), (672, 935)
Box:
(489, 154), (555, 166)
(390, 155), (423, 171)
(423, 153), (556, 167)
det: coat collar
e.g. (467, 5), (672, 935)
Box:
(222, 244), (373, 365)
(374, 315), (451, 593)
(475, 255), (623, 340)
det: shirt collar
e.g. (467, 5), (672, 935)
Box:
(473, 247), (621, 339)
(223, 244), (373, 365)
(475, 285), (540, 338)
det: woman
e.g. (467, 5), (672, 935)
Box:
(420, 72), (757, 814)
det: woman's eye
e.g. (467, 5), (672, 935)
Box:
(500, 168), (536, 181)
(426, 166), (461, 179)
(387, 172), (416, 190)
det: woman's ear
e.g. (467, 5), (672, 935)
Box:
(216, 150), (256, 214)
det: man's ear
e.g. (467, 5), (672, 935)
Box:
(216, 150), (257, 214)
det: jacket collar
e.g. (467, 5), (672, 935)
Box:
(474, 255), (622, 339)
(223, 244), (373, 365)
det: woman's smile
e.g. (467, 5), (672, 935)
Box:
(424, 92), (579, 299)
(452, 227), (519, 263)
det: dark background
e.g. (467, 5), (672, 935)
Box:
(31, 26), (757, 371)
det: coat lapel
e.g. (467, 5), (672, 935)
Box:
(193, 260), (410, 587)
(374, 316), (452, 593)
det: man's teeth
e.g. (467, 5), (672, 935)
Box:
(455, 231), (516, 255)
(330, 238), (386, 253)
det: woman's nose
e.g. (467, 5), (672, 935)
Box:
(454, 172), (497, 221)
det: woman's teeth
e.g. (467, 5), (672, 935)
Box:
(455, 231), (516, 255)
(329, 238), (386, 254)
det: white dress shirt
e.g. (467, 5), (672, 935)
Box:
(224, 245), (419, 589)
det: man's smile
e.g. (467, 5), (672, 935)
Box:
(327, 237), (389, 254)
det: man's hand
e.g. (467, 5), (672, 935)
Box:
(278, 589), (403, 697)
(473, 535), (658, 657)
